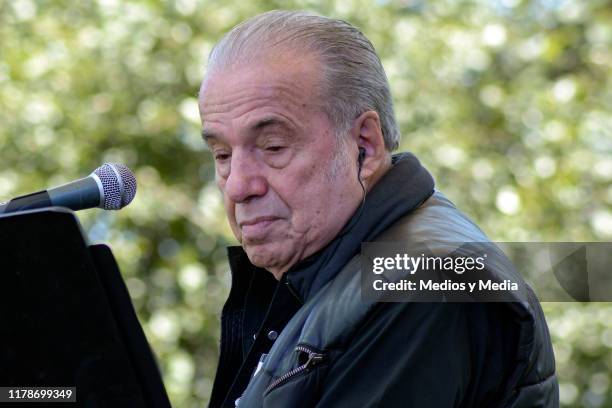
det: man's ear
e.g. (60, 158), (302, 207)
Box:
(350, 111), (391, 189)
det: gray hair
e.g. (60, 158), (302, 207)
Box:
(205, 10), (400, 151)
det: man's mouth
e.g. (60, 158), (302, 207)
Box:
(239, 216), (281, 238)
(239, 216), (281, 227)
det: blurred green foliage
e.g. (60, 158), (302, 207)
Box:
(1, 0), (611, 406)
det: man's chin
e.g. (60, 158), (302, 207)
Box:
(243, 242), (293, 275)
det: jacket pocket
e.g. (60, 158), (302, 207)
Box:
(264, 344), (326, 396)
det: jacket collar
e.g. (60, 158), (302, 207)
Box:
(227, 152), (435, 303)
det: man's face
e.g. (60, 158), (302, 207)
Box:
(198, 51), (362, 278)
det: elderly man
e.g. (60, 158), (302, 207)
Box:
(199, 10), (558, 408)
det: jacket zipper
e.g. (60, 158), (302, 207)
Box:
(264, 345), (325, 394)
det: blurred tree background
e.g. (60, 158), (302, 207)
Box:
(1, 0), (611, 406)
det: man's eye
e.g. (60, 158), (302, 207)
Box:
(214, 153), (230, 161)
(265, 146), (285, 153)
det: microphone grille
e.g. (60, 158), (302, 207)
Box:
(93, 163), (137, 210)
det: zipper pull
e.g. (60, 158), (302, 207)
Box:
(303, 351), (324, 370)
(296, 345), (325, 370)
(265, 346), (326, 394)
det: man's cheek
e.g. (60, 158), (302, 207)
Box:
(289, 205), (320, 235)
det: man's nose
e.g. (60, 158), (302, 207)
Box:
(223, 152), (267, 203)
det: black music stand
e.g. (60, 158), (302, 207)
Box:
(0, 208), (172, 407)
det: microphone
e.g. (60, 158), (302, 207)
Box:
(0, 163), (137, 215)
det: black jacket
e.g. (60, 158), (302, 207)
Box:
(209, 153), (559, 407)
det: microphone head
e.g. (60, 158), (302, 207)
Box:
(93, 163), (137, 210)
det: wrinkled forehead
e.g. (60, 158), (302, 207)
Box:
(199, 50), (325, 117)
(200, 79), (308, 117)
